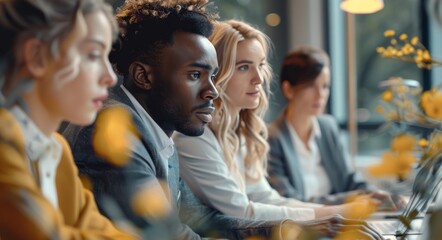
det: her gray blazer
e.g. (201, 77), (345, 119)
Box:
(267, 111), (367, 203)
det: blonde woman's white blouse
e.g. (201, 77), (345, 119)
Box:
(173, 126), (322, 222)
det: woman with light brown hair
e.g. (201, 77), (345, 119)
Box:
(0, 0), (134, 239)
(267, 47), (364, 203)
(267, 47), (397, 208)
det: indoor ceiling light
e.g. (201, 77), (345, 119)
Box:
(340, 0), (384, 14)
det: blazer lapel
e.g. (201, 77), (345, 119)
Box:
(316, 118), (341, 194)
(111, 86), (176, 201)
(276, 113), (306, 198)
(167, 151), (180, 208)
(110, 86), (158, 156)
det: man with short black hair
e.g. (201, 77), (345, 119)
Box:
(62, 0), (282, 239)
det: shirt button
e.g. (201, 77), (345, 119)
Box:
(46, 172), (50, 177)
(168, 164), (172, 169)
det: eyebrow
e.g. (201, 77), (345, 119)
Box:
(84, 38), (106, 48)
(189, 62), (219, 74)
(236, 58), (266, 65)
(236, 60), (253, 65)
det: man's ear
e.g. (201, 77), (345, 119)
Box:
(129, 61), (153, 90)
(281, 80), (294, 100)
(22, 38), (48, 77)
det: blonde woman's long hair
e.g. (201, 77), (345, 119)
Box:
(209, 20), (272, 182)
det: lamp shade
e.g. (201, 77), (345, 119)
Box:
(340, 0), (384, 14)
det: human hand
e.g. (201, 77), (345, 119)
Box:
(369, 191), (408, 211)
(341, 195), (379, 219)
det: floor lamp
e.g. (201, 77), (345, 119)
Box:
(340, 0), (384, 167)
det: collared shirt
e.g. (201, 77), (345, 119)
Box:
(121, 85), (174, 176)
(287, 118), (332, 200)
(10, 106), (62, 208)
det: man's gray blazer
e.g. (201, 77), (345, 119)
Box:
(62, 86), (283, 240)
(267, 110), (367, 203)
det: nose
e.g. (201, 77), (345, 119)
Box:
(201, 77), (219, 100)
(101, 60), (117, 87)
(315, 85), (329, 99)
(252, 67), (264, 85)
(313, 86), (322, 98)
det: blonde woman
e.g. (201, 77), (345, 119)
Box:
(174, 20), (379, 224)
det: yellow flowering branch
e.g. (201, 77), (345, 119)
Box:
(370, 29), (442, 238)
(377, 30), (442, 69)
(369, 133), (418, 180)
(376, 77), (422, 123)
(420, 88), (442, 121)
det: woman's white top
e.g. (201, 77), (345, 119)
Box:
(173, 127), (322, 222)
(286, 118), (332, 200)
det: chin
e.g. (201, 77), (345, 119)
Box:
(178, 124), (205, 137)
(244, 103), (259, 110)
(71, 113), (97, 126)
(312, 110), (323, 116)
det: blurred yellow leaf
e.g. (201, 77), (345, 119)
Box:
(376, 47), (385, 54)
(399, 33), (408, 40)
(369, 151), (416, 179)
(391, 133), (415, 152)
(131, 180), (172, 220)
(384, 30), (395, 37)
(344, 195), (377, 219)
(375, 106), (384, 113)
(421, 88), (442, 120)
(411, 36), (419, 45)
(418, 138), (429, 148)
(381, 90), (393, 102)
(93, 106), (139, 167)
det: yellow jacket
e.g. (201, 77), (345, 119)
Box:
(0, 108), (136, 240)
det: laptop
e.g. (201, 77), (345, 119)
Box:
(368, 217), (423, 236)
(367, 183), (442, 238)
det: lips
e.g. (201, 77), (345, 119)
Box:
(195, 107), (215, 123)
(312, 102), (323, 108)
(247, 89), (260, 96)
(93, 94), (108, 109)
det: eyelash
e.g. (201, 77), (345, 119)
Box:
(238, 65), (249, 71)
(189, 72), (201, 80)
(238, 63), (266, 71)
(88, 51), (101, 60)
